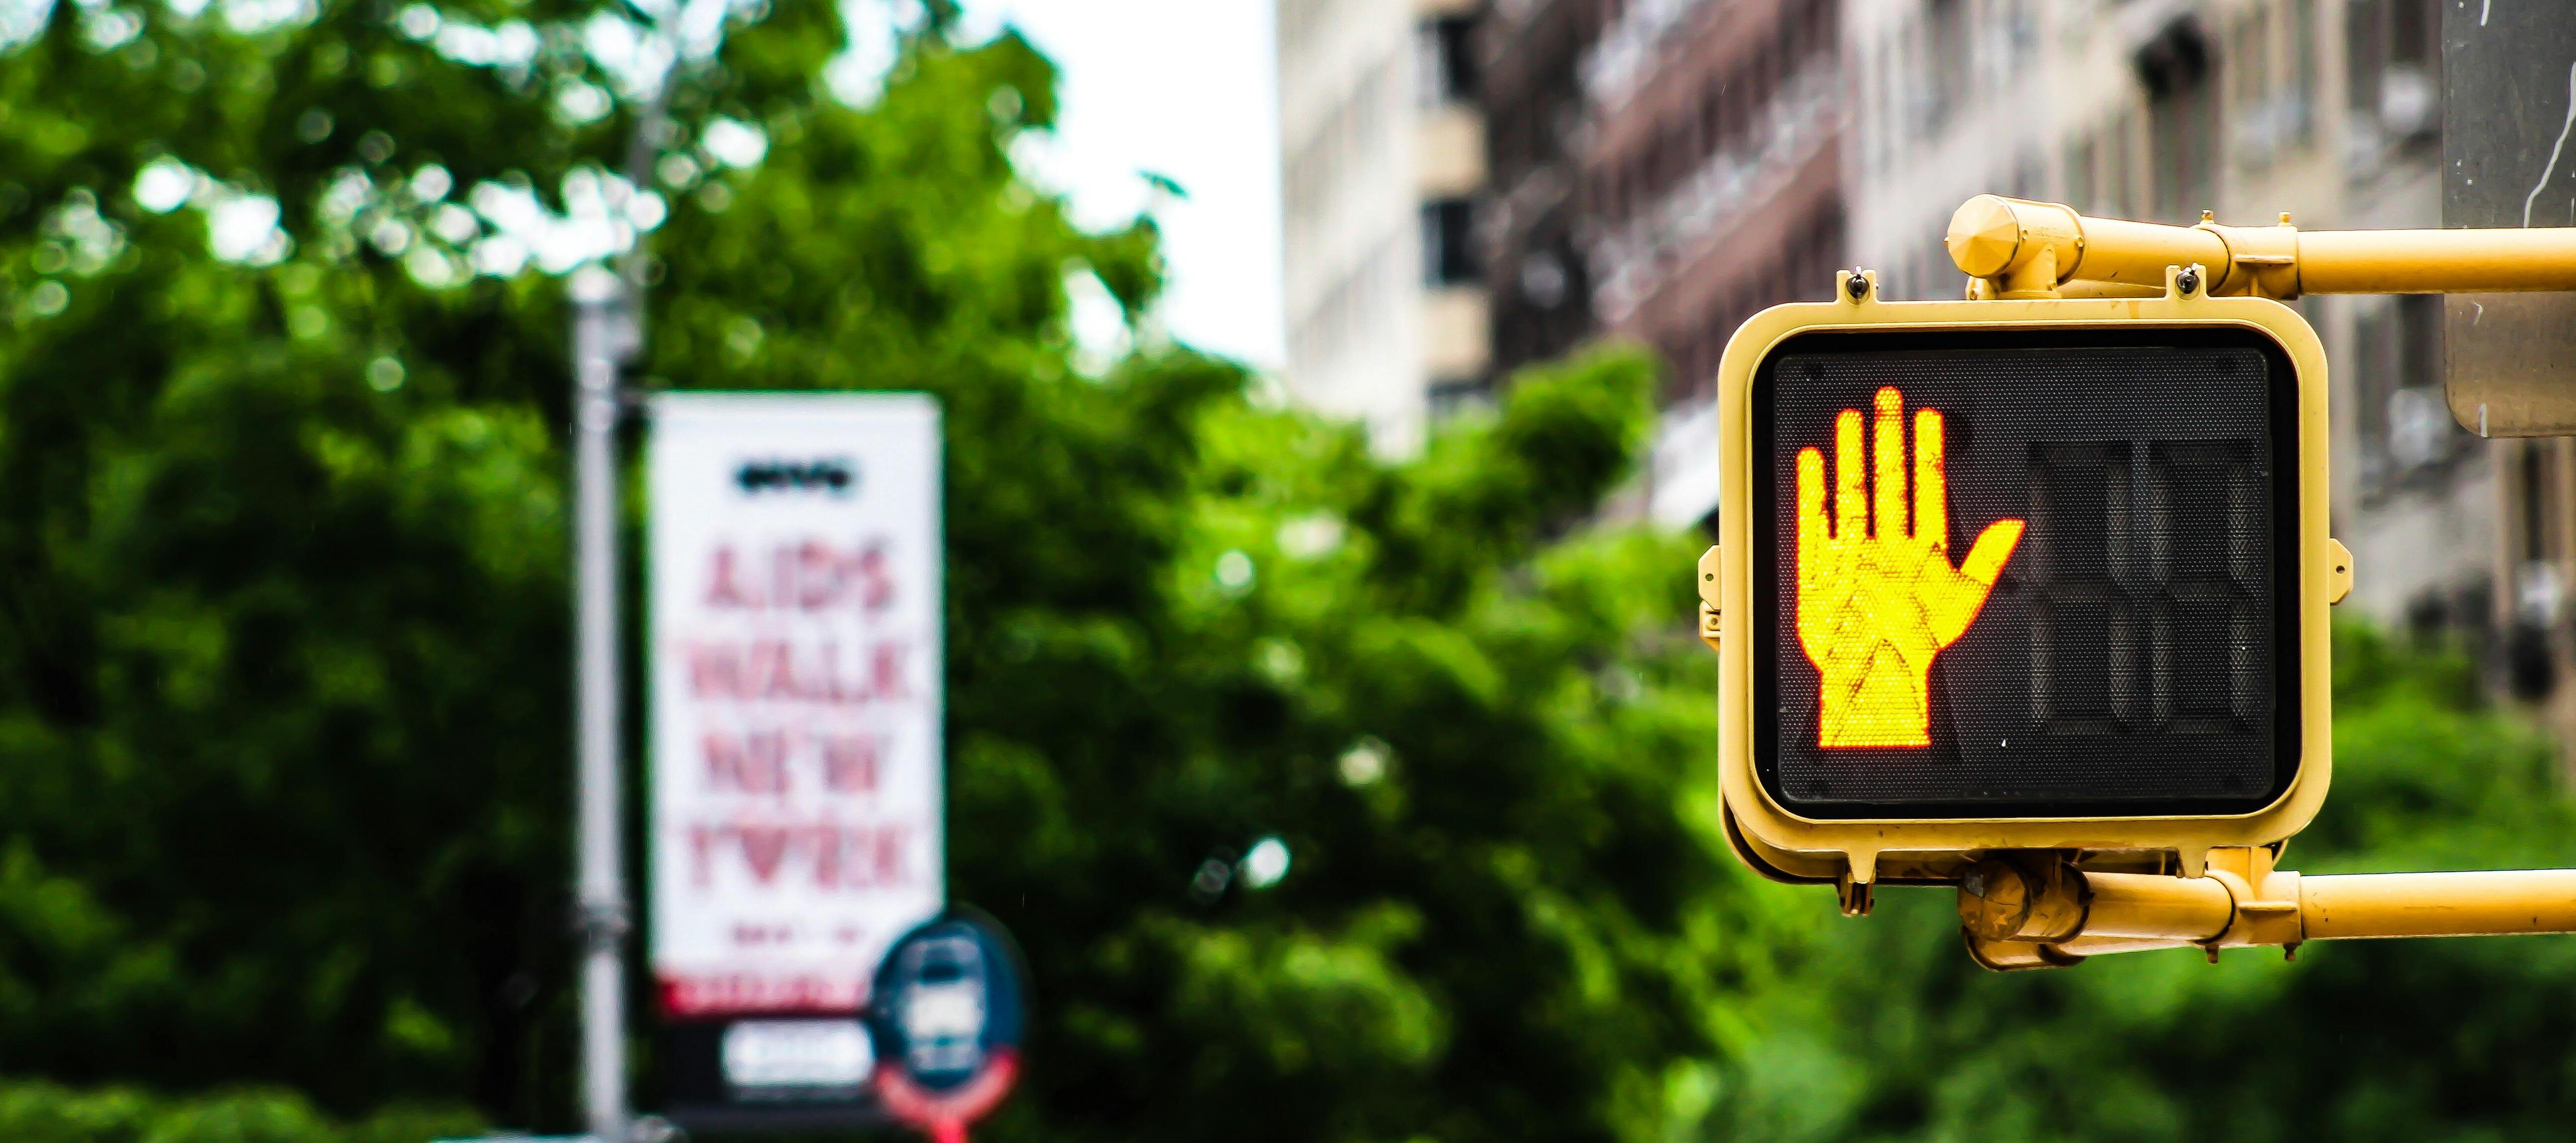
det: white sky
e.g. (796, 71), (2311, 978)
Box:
(955, 0), (1285, 371)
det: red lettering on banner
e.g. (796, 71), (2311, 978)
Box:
(752, 641), (796, 698)
(683, 640), (915, 705)
(706, 546), (759, 608)
(808, 824), (842, 889)
(857, 546), (895, 611)
(870, 642), (909, 701)
(695, 731), (891, 799)
(689, 821), (918, 890)
(704, 730), (790, 794)
(700, 540), (898, 613)
(657, 971), (867, 1017)
(821, 735), (880, 793)
(737, 825), (792, 883)
(859, 825), (908, 886)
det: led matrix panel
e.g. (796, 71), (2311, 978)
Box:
(1751, 328), (2301, 820)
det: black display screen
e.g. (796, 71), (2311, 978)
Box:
(1750, 328), (2301, 819)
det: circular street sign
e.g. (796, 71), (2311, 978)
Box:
(866, 910), (1027, 1139)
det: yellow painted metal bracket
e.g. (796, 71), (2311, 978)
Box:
(1958, 848), (2576, 970)
(1947, 194), (2576, 300)
(1705, 201), (2576, 968)
(1927, 196), (2576, 967)
(1695, 545), (1721, 652)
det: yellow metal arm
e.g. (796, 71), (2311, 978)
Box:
(1946, 194), (2576, 300)
(2300, 870), (2576, 938)
(1957, 849), (2576, 970)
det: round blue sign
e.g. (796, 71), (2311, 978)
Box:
(866, 910), (1026, 1129)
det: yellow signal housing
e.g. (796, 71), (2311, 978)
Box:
(1718, 198), (2576, 964)
(1712, 267), (2335, 898)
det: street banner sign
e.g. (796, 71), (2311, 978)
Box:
(648, 392), (945, 1031)
(868, 911), (1027, 1143)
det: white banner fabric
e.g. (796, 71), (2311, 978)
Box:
(649, 392), (944, 1018)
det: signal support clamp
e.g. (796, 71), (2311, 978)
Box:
(1703, 196), (2576, 967)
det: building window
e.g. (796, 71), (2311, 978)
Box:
(1415, 16), (1478, 108)
(2355, 294), (2459, 491)
(1518, 251), (1567, 309)
(2064, 136), (2097, 214)
(2292, 0), (2317, 143)
(2225, 6), (2278, 172)
(1421, 198), (1480, 287)
(2230, 6), (2270, 112)
(2138, 17), (2216, 221)
(2385, 0), (2440, 140)
(1430, 376), (1493, 421)
(1927, 0), (1970, 129)
(2347, 0), (2383, 118)
(2347, 0), (2440, 148)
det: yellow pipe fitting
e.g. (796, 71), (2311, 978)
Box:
(2051, 934), (2200, 957)
(1960, 856), (2236, 945)
(1946, 195), (2229, 295)
(2054, 280), (2168, 300)
(1958, 855), (2089, 942)
(2301, 870), (2576, 938)
(1945, 194), (2576, 300)
(1945, 195), (2079, 284)
(2077, 870), (2235, 941)
(2205, 215), (2301, 300)
(2295, 229), (2576, 293)
(1695, 545), (1722, 652)
(1962, 933), (2085, 971)
(2197, 865), (2304, 949)
(1964, 932), (2205, 972)
(1957, 851), (2576, 969)
(2074, 213), (2233, 291)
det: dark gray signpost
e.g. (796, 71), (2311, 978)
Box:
(2443, 0), (2576, 436)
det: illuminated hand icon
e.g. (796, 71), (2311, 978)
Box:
(1796, 387), (2024, 748)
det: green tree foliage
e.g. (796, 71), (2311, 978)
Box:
(19, 0), (2576, 1138)
(0, 1079), (475, 1143)
(1718, 624), (2576, 1143)
(939, 350), (1783, 1143)
(0, 0), (1774, 1138)
(0, 0), (583, 1123)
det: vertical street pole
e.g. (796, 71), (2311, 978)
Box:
(571, 266), (635, 1143)
(2440, 1), (2576, 433)
(2442, 1), (2576, 776)
(574, 66), (672, 1143)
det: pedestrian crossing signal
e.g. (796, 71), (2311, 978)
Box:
(1709, 271), (2340, 888)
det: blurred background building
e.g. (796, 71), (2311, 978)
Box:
(1841, 0), (2489, 639)
(1280, 0), (1844, 495)
(1278, 0), (2565, 721)
(1457, 0), (1843, 530)
(1277, 0), (1493, 455)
